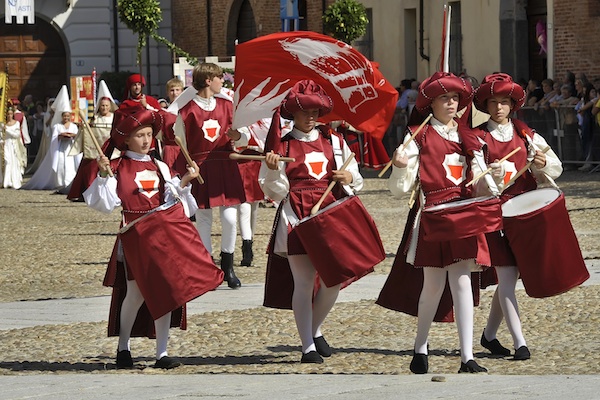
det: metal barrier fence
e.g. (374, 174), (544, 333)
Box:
(517, 106), (600, 167)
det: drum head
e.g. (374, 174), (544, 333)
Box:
(502, 188), (561, 217)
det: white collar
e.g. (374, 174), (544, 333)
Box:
(430, 117), (459, 142)
(125, 150), (151, 161)
(290, 127), (319, 142)
(193, 95), (216, 111)
(487, 119), (514, 142)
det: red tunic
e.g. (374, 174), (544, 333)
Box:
(103, 156), (223, 338)
(175, 99), (245, 208)
(376, 123), (489, 322)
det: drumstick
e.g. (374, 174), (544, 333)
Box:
(310, 152), (355, 216)
(229, 153), (296, 163)
(466, 146), (521, 187)
(378, 113), (433, 178)
(502, 146), (551, 191)
(174, 136), (204, 185)
(78, 110), (113, 177)
(408, 181), (420, 209)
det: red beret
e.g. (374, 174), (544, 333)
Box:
(415, 72), (473, 114)
(280, 80), (333, 120)
(111, 108), (163, 151)
(126, 73), (146, 88)
(473, 73), (526, 112)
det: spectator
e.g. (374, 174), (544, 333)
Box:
(166, 77), (185, 103)
(526, 79), (544, 106)
(550, 85), (578, 108)
(575, 83), (596, 171)
(534, 79), (557, 110)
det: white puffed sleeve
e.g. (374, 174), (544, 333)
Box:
(530, 132), (563, 181)
(164, 176), (198, 217)
(387, 138), (419, 198)
(258, 161), (289, 202)
(83, 175), (120, 213)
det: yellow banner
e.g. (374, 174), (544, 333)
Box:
(0, 71), (8, 123)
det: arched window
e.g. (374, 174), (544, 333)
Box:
(227, 0), (257, 56)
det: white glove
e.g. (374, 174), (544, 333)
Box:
(490, 162), (505, 179)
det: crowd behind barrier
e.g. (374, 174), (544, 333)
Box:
(517, 105), (600, 169)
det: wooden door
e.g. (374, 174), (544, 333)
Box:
(0, 20), (66, 102)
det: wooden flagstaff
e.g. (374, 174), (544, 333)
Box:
(229, 152), (295, 163)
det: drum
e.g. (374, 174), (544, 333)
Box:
(293, 195), (384, 288)
(502, 188), (589, 298)
(421, 196), (502, 242)
(119, 201), (224, 320)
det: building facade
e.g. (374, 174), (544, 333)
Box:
(0, 0), (174, 102)
(171, 0), (599, 87)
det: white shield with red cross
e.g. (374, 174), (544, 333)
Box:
(304, 151), (328, 180)
(134, 169), (159, 198)
(501, 160), (517, 185)
(202, 119), (221, 142)
(443, 153), (466, 185)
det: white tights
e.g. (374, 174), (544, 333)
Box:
(195, 206), (238, 254)
(117, 279), (172, 360)
(414, 260), (475, 363)
(238, 201), (259, 240)
(288, 254), (341, 354)
(484, 266), (526, 349)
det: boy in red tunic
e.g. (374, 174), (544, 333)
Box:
(377, 72), (492, 374)
(84, 108), (223, 369)
(260, 80), (377, 363)
(173, 63), (250, 289)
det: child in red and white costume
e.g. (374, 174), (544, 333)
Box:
(471, 73), (562, 360)
(260, 80), (367, 363)
(172, 63), (250, 289)
(84, 108), (223, 369)
(378, 72), (491, 374)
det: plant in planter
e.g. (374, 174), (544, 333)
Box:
(322, 0), (369, 44)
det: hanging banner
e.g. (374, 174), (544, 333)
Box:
(0, 71), (8, 123)
(5, 0), (35, 24)
(70, 76), (94, 123)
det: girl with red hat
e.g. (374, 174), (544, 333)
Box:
(260, 80), (372, 364)
(377, 72), (492, 374)
(83, 108), (223, 370)
(471, 73), (563, 361)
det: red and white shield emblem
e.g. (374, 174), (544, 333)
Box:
(202, 119), (221, 142)
(443, 153), (466, 185)
(134, 170), (159, 198)
(304, 151), (328, 180)
(502, 161), (517, 185)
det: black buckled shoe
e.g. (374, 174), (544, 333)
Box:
(481, 332), (511, 356)
(409, 353), (428, 374)
(154, 356), (182, 369)
(314, 336), (332, 357)
(513, 346), (531, 360)
(300, 350), (323, 364)
(116, 350), (133, 369)
(459, 359), (488, 373)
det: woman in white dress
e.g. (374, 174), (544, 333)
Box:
(1, 107), (28, 188)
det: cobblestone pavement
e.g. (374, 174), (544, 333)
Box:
(0, 170), (598, 375)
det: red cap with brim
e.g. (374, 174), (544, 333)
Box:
(415, 72), (473, 114)
(110, 108), (164, 151)
(473, 73), (526, 113)
(280, 79), (333, 120)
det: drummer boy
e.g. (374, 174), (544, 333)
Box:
(259, 80), (373, 364)
(471, 73), (563, 361)
(83, 108), (223, 370)
(377, 72), (491, 374)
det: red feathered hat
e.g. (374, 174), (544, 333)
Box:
(280, 79), (333, 120)
(415, 71), (473, 114)
(111, 108), (164, 151)
(473, 73), (526, 113)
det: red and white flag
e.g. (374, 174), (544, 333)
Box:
(232, 31), (398, 139)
